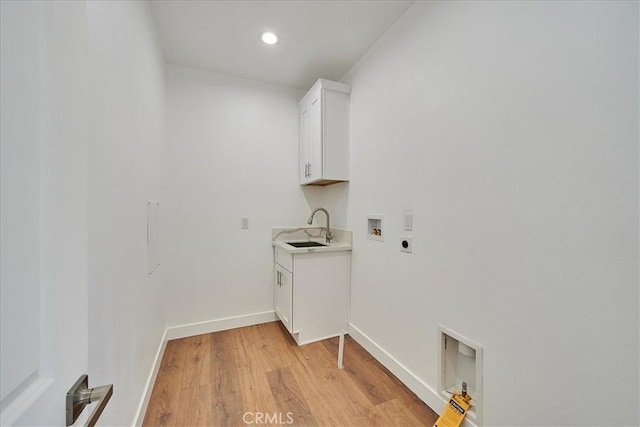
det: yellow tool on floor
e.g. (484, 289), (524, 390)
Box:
(433, 382), (472, 427)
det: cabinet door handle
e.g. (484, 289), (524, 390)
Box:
(277, 271), (281, 286)
(308, 163), (311, 177)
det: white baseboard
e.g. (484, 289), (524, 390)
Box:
(348, 323), (479, 427)
(132, 310), (277, 426)
(132, 328), (168, 427)
(165, 310), (277, 340)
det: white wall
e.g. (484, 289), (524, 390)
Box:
(86, 1), (166, 425)
(163, 64), (322, 327)
(338, 1), (639, 425)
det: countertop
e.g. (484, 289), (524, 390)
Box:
(272, 227), (352, 254)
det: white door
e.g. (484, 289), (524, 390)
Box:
(1, 1), (96, 425)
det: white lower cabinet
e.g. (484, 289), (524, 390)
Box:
(274, 247), (350, 345)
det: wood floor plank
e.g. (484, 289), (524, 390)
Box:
(266, 366), (318, 426)
(337, 336), (439, 424)
(390, 380), (440, 425)
(144, 321), (439, 427)
(287, 361), (353, 427)
(210, 330), (245, 426)
(142, 372), (184, 427)
(160, 338), (189, 373)
(182, 334), (211, 388)
(335, 338), (398, 406)
(142, 339), (189, 426)
(249, 322), (298, 372)
(287, 341), (357, 426)
(230, 324), (280, 424)
(175, 385), (213, 426)
(297, 340), (386, 426)
(374, 398), (432, 426)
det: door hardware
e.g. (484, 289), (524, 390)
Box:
(66, 375), (113, 426)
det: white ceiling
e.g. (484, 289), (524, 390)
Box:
(149, 0), (414, 90)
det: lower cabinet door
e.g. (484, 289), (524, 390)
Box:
(274, 264), (293, 333)
(274, 265), (283, 323)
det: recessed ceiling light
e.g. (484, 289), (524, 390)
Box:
(260, 31), (279, 45)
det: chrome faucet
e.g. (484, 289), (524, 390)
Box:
(307, 207), (332, 243)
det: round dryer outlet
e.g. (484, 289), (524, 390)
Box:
(401, 236), (412, 253)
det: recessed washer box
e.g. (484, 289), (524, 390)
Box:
(367, 215), (384, 241)
(438, 325), (483, 424)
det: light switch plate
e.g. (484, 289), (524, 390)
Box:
(403, 210), (413, 231)
(241, 217), (249, 229)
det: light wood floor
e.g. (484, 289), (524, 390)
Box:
(142, 321), (438, 426)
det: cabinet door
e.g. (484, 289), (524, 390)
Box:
(279, 267), (293, 333)
(299, 104), (311, 184)
(308, 91), (323, 182)
(274, 265), (283, 322)
(274, 264), (293, 333)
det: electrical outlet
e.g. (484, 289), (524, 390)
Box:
(241, 217), (249, 229)
(401, 236), (412, 253)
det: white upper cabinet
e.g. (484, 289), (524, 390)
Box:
(298, 79), (351, 186)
